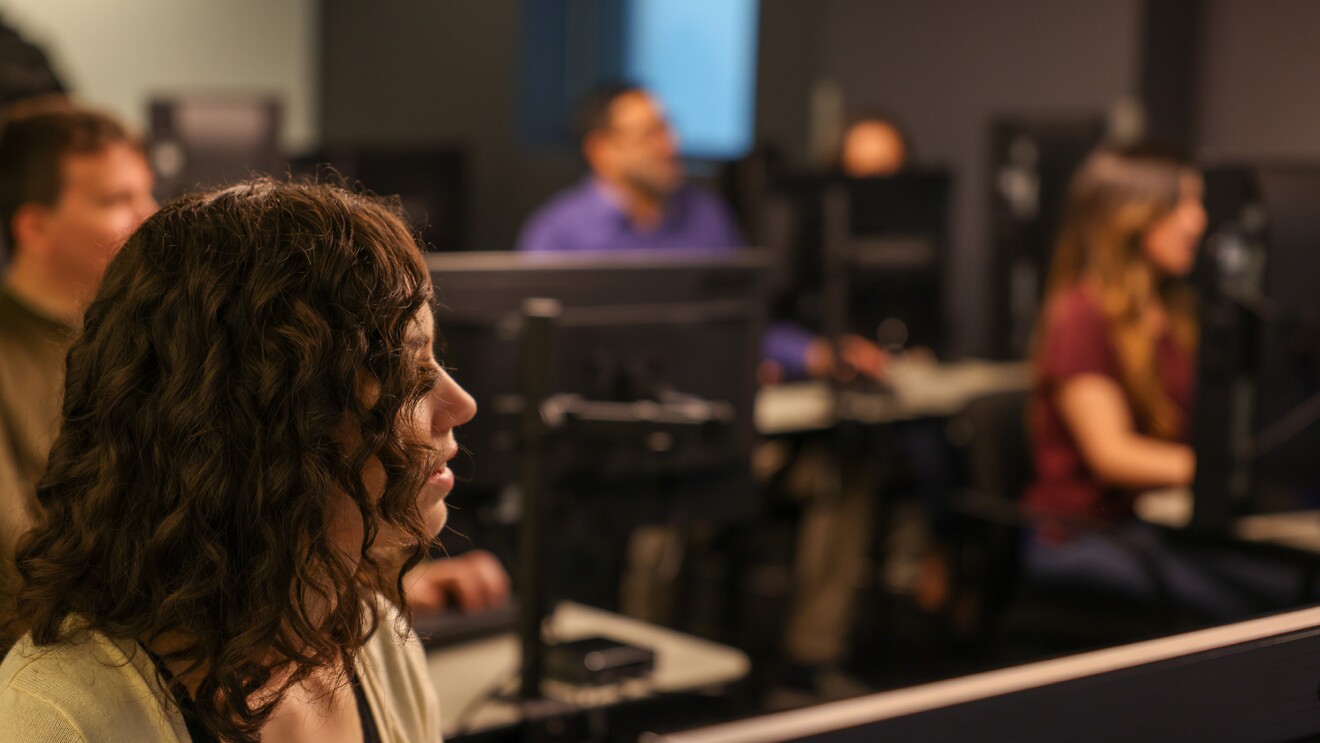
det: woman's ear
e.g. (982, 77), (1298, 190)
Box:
(356, 372), (383, 410)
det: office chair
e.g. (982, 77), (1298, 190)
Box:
(951, 389), (1185, 653)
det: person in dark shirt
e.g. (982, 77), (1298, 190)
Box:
(1025, 145), (1295, 620)
(0, 107), (156, 575)
(777, 111), (916, 689)
(839, 112), (908, 179)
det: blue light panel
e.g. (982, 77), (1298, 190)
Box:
(624, 0), (759, 160)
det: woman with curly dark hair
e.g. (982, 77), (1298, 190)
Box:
(0, 179), (475, 742)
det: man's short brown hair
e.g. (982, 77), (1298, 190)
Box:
(574, 81), (644, 143)
(0, 107), (138, 251)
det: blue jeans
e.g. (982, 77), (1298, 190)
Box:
(1024, 522), (1306, 622)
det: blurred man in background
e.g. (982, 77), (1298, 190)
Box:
(0, 107), (156, 567)
(517, 86), (893, 693)
(518, 82), (743, 252)
(839, 113), (908, 178)
(0, 29), (138, 581)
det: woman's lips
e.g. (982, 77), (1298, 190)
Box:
(429, 465), (454, 490)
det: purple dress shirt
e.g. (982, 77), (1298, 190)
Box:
(517, 178), (743, 253)
(517, 178), (814, 379)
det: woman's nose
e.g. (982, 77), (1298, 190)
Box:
(438, 372), (477, 429)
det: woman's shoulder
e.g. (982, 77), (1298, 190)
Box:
(358, 595), (442, 741)
(1045, 283), (1106, 333)
(0, 630), (189, 742)
(1036, 283), (1120, 382)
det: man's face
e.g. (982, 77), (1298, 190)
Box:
(38, 143), (157, 289)
(841, 120), (906, 178)
(590, 91), (683, 199)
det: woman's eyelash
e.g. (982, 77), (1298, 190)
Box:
(418, 362), (443, 391)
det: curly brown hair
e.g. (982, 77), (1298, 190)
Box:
(2, 179), (440, 742)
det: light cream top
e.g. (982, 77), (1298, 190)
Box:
(0, 600), (441, 742)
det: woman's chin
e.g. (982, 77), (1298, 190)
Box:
(423, 501), (448, 539)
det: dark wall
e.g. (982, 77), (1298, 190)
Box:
(752, 1), (823, 166)
(321, 0), (579, 249)
(1196, 0), (1320, 163)
(807, 0), (1141, 355)
(320, 0), (829, 251)
(320, 0), (1143, 353)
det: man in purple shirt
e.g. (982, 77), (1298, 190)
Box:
(518, 83), (742, 254)
(518, 85), (891, 690)
(519, 84), (874, 382)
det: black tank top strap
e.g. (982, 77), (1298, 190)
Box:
(352, 672), (383, 743)
(141, 646), (219, 743)
(142, 647), (381, 742)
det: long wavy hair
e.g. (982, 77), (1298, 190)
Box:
(1037, 146), (1199, 439)
(1, 179), (440, 742)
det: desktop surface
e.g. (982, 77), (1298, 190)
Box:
(427, 601), (749, 738)
(1139, 487), (1320, 555)
(754, 358), (1030, 436)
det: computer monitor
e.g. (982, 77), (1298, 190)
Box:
(289, 146), (468, 250)
(1245, 169), (1320, 510)
(147, 95), (283, 200)
(765, 170), (951, 355)
(1189, 165), (1260, 531)
(653, 605), (1320, 742)
(428, 249), (768, 699)
(427, 249), (768, 524)
(1192, 165), (1320, 530)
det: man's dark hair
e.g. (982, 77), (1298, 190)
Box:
(0, 107), (135, 251)
(573, 81), (644, 142)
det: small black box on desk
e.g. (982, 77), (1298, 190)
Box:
(544, 636), (656, 686)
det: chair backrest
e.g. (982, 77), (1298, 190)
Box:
(954, 388), (1035, 632)
(962, 388), (1034, 505)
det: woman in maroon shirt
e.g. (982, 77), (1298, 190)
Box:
(1024, 146), (1294, 620)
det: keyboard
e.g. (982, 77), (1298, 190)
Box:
(413, 601), (519, 649)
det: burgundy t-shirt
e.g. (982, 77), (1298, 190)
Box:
(1025, 285), (1194, 534)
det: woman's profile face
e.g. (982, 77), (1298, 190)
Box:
(329, 306), (477, 561)
(402, 307), (477, 537)
(1142, 172), (1207, 278)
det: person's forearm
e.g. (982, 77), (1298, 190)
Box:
(761, 323), (816, 381)
(1086, 435), (1195, 490)
(1057, 375), (1197, 491)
